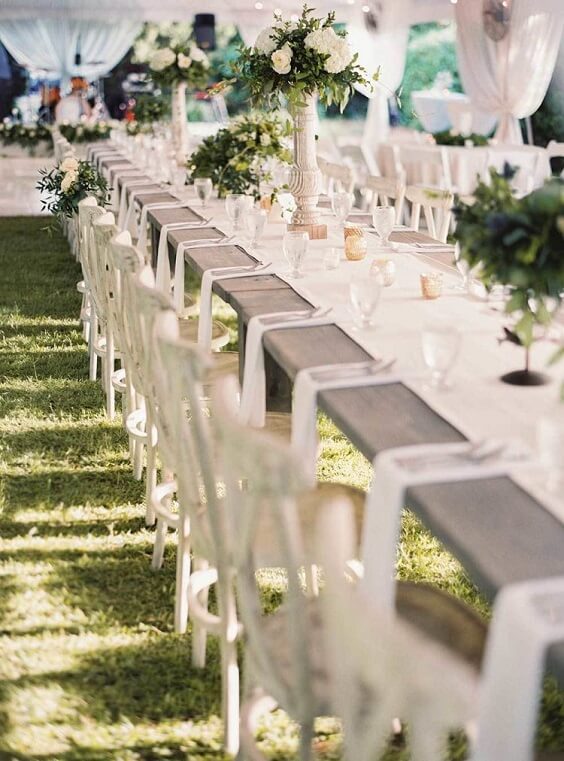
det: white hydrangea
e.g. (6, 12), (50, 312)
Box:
(190, 45), (207, 63)
(149, 48), (176, 71)
(61, 170), (77, 193)
(323, 37), (354, 74)
(177, 53), (192, 69)
(254, 26), (277, 55)
(260, 133), (271, 147)
(60, 157), (79, 172)
(305, 26), (340, 55)
(271, 43), (292, 75)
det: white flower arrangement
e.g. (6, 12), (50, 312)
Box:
(133, 26), (212, 89)
(37, 158), (109, 221)
(232, 4), (377, 111)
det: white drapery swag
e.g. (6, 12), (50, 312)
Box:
(0, 18), (141, 90)
(455, 0), (564, 144)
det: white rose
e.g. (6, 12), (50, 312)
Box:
(260, 133), (271, 147)
(61, 170), (77, 193)
(150, 48), (176, 71)
(324, 38), (353, 73)
(190, 45), (207, 63)
(254, 26), (277, 55)
(177, 53), (192, 69)
(271, 43), (292, 75)
(60, 157), (79, 172)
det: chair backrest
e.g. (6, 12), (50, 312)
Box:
(152, 314), (219, 562)
(90, 212), (116, 327)
(318, 159), (356, 195)
(546, 141), (564, 159)
(211, 375), (316, 717)
(405, 184), (454, 243)
(485, 149), (540, 195)
(398, 144), (453, 191)
(77, 199), (105, 295)
(336, 138), (380, 181)
(363, 175), (406, 223)
(317, 500), (477, 761)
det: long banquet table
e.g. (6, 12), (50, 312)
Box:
(97, 147), (564, 681)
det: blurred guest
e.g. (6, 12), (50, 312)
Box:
(55, 77), (91, 123)
(38, 85), (60, 124)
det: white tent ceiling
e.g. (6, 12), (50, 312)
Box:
(0, 0), (455, 26)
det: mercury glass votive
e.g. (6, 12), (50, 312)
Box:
(344, 223), (367, 261)
(371, 258), (396, 287)
(420, 272), (443, 300)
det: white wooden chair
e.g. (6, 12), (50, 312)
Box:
(405, 184), (454, 243)
(485, 148), (540, 196)
(398, 144), (453, 192)
(363, 175), (406, 224)
(318, 502), (564, 761)
(77, 199), (106, 381)
(318, 158), (356, 195)
(546, 141), (564, 177)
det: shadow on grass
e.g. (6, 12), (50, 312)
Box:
(0, 349), (89, 381)
(0, 379), (106, 419)
(1, 516), (146, 541)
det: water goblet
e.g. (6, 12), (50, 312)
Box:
(194, 177), (213, 208)
(453, 242), (470, 292)
(225, 193), (246, 232)
(421, 324), (461, 389)
(372, 205), (395, 247)
(246, 208), (267, 249)
(283, 231), (309, 278)
(349, 269), (383, 330)
(331, 191), (353, 227)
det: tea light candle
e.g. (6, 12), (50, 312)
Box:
(344, 223), (367, 261)
(420, 272), (443, 300)
(371, 258), (396, 287)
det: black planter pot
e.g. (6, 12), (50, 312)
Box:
(500, 369), (550, 386)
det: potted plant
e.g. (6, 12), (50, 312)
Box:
(231, 4), (376, 239)
(454, 168), (564, 385)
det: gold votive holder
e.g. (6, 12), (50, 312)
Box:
(420, 272), (443, 300)
(344, 223), (367, 261)
(259, 195), (272, 212)
(371, 258), (396, 287)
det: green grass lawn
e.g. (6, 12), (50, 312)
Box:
(0, 217), (563, 760)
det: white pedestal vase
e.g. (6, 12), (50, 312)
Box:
(287, 93), (327, 240)
(171, 82), (189, 166)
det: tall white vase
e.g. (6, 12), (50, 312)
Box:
(171, 82), (189, 165)
(287, 93), (327, 239)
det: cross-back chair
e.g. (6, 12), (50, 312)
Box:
(405, 185), (454, 243)
(363, 175), (406, 224)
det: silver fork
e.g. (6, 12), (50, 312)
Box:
(259, 306), (332, 326)
(311, 357), (397, 381)
(395, 440), (508, 472)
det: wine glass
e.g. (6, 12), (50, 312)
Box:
(246, 208), (267, 249)
(331, 191), (352, 227)
(421, 325), (461, 389)
(372, 206), (395, 247)
(349, 269), (383, 330)
(194, 177), (213, 208)
(225, 193), (246, 231)
(453, 242), (470, 292)
(283, 231), (309, 278)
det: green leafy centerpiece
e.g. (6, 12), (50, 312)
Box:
(187, 113), (292, 199)
(233, 4), (376, 239)
(0, 122), (52, 155)
(454, 169), (564, 385)
(433, 130), (489, 147)
(134, 29), (212, 163)
(37, 156), (108, 224)
(58, 121), (113, 144)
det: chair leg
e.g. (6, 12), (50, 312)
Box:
(105, 333), (115, 420)
(145, 427), (157, 526)
(305, 564), (319, 597)
(174, 513), (191, 634)
(88, 312), (98, 381)
(152, 517), (168, 570)
(191, 556), (210, 666)
(220, 580), (240, 757)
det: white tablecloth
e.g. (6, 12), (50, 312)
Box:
(411, 90), (497, 136)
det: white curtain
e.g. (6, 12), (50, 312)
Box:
(455, 0), (564, 144)
(0, 18), (141, 90)
(347, 5), (409, 150)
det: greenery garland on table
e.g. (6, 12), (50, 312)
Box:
(454, 168), (564, 357)
(187, 113), (292, 199)
(226, 4), (377, 111)
(36, 157), (109, 223)
(433, 130), (489, 147)
(58, 122), (113, 143)
(0, 122), (51, 152)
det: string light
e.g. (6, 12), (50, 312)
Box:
(254, 1), (263, 7)
(361, 4), (370, 11)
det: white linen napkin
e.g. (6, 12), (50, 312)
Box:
(111, 170), (145, 210)
(360, 440), (530, 615)
(197, 263), (281, 349)
(291, 363), (403, 484)
(172, 238), (241, 315)
(137, 202), (185, 255)
(123, 191), (169, 237)
(239, 309), (336, 427)
(117, 181), (159, 229)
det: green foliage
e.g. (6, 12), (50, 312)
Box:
(454, 171), (564, 346)
(231, 4), (375, 113)
(133, 93), (171, 124)
(399, 23), (461, 127)
(433, 130), (489, 147)
(0, 122), (51, 151)
(58, 121), (113, 143)
(36, 159), (109, 222)
(133, 25), (212, 90)
(187, 112), (292, 198)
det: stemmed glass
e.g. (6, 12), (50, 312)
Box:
(246, 208), (267, 250)
(225, 193), (246, 232)
(453, 242), (470, 292)
(194, 177), (213, 208)
(421, 325), (461, 389)
(283, 231), (309, 278)
(372, 206), (395, 247)
(331, 191), (353, 227)
(349, 268), (383, 330)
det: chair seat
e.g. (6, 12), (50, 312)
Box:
(205, 351), (239, 385)
(179, 318), (230, 351)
